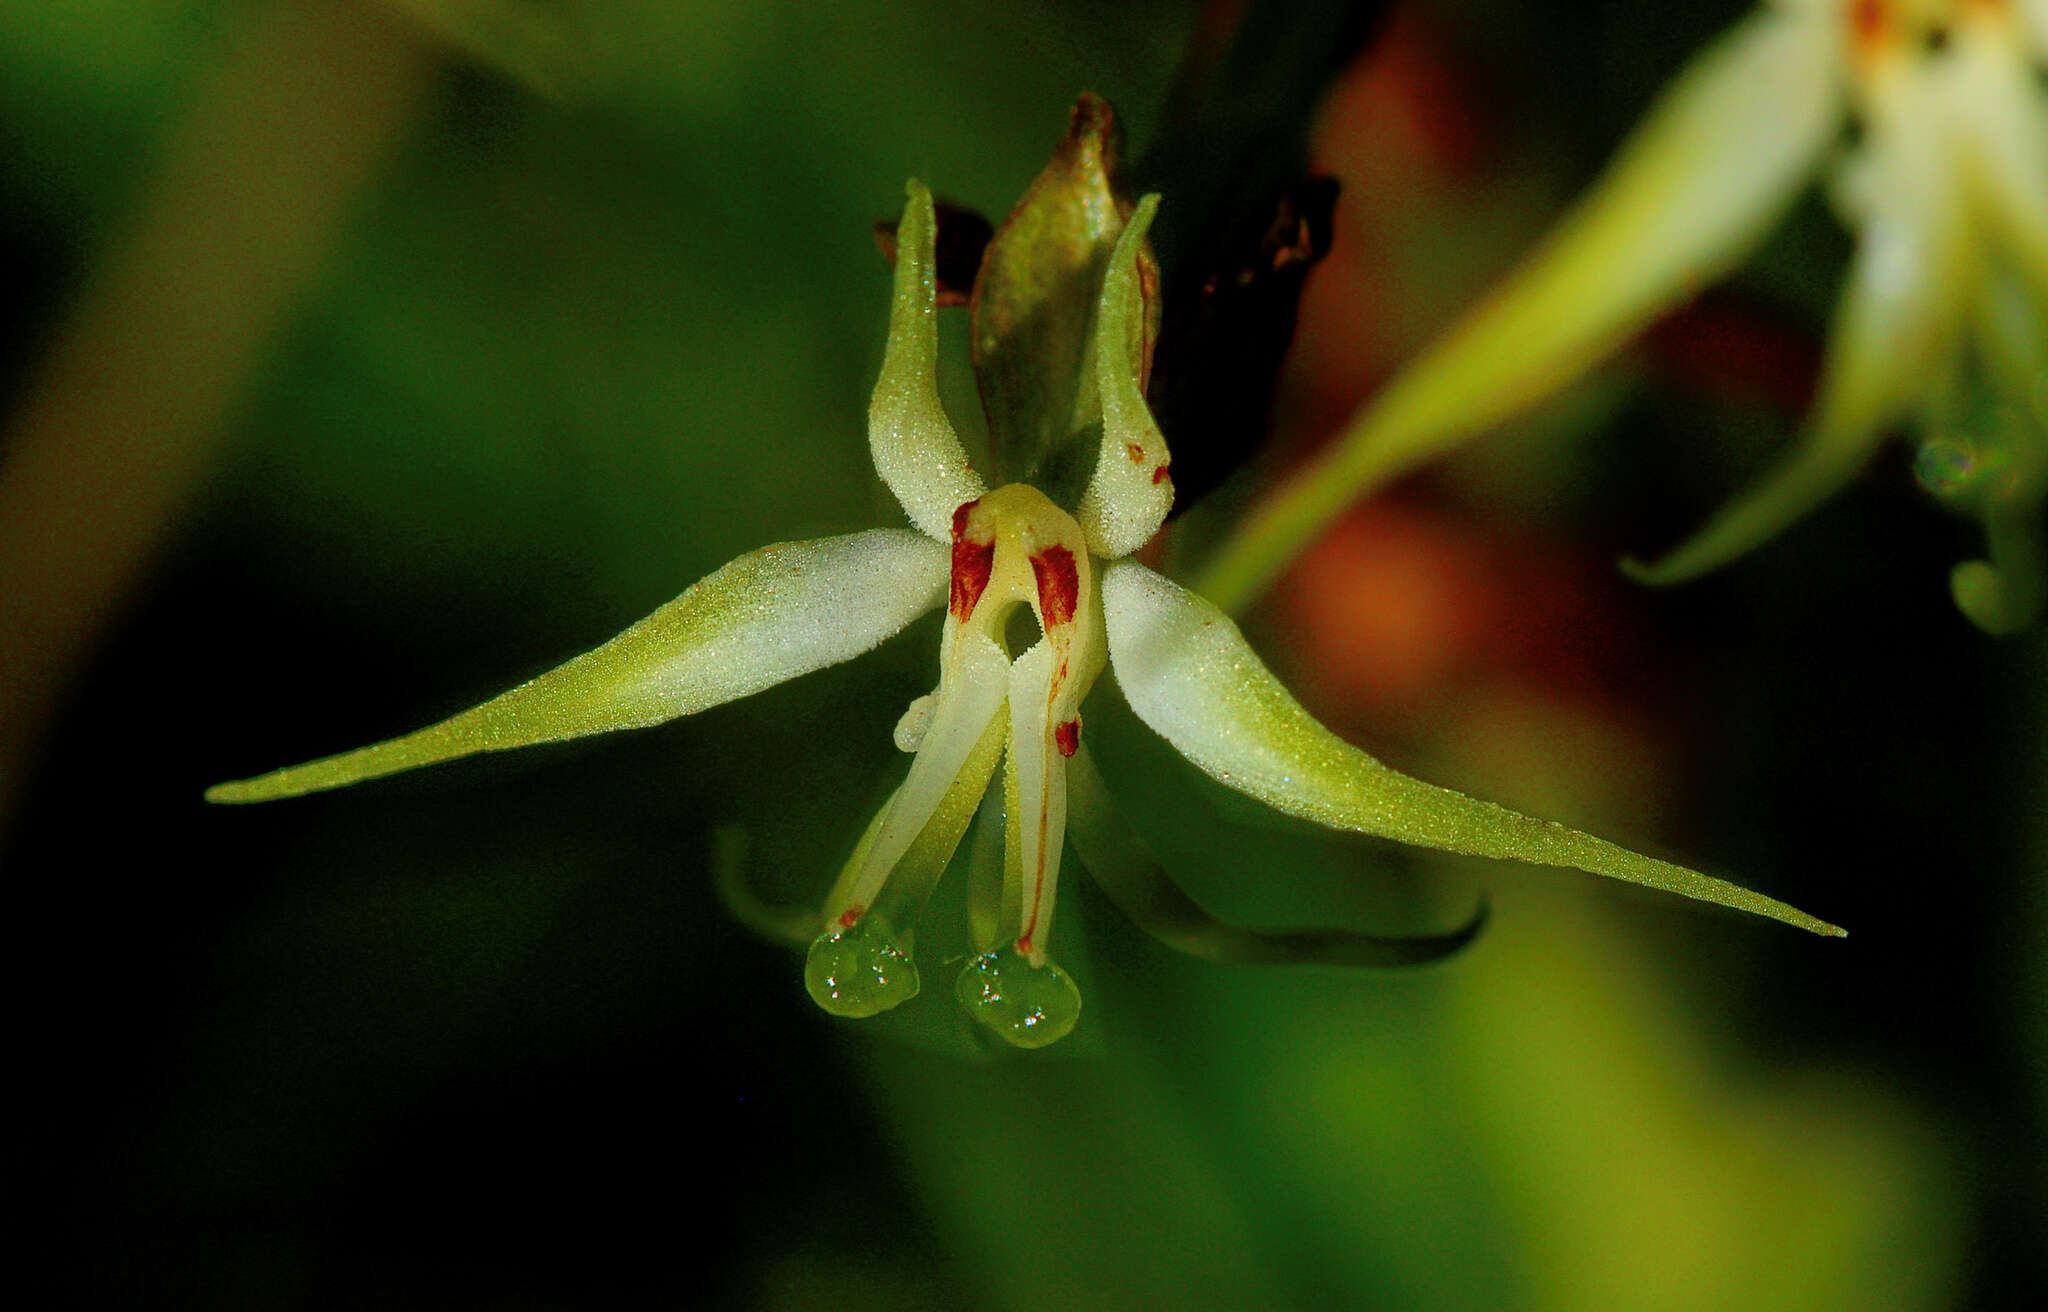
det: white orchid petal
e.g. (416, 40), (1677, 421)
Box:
(1628, 67), (1976, 584)
(1076, 193), (1173, 559)
(1101, 561), (1843, 936)
(1005, 638), (1070, 963)
(805, 702), (1007, 1018)
(831, 628), (1010, 921)
(818, 704), (1006, 929)
(209, 529), (948, 803)
(869, 180), (987, 540)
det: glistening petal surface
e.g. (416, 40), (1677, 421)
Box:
(870, 180), (986, 540)
(1006, 639), (1070, 963)
(208, 530), (949, 803)
(1101, 561), (1843, 936)
(829, 629), (1012, 921)
(820, 707), (1008, 930)
(1075, 193), (1173, 559)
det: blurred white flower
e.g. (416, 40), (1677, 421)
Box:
(1201, 0), (2048, 630)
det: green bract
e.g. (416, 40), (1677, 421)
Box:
(210, 98), (1842, 1050)
(1199, 0), (2048, 632)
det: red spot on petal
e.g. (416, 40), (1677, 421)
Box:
(949, 498), (993, 620)
(1125, 441), (1147, 465)
(1055, 719), (1081, 757)
(837, 905), (864, 930)
(1030, 545), (1079, 628)
(951, 541), (994, 620)
(1851, 0), (1889, 49)
(1151, 463), (1170, 485)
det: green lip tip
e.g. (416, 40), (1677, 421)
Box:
(956, 948), (1081, 1049)
(806, 917), (921, 1018)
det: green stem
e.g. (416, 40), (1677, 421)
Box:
(1193, 424), (1410, 613)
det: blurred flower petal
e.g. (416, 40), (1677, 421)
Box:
(1626, 67), (1975, 584)
(2018, 0), (2048, 58)
(1951, 17), (2048, 300)
(1196, 5), (1843, 609)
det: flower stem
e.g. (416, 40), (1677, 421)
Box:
(1193, 427), (1410, 613)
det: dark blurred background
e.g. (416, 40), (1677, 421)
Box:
(3, 1), (2042, 1307)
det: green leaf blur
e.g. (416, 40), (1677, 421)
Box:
(2, 0), (2038, 1308)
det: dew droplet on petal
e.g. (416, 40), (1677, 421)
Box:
(806, 917), (920, 1017)
(954, 948), (1081, 1048)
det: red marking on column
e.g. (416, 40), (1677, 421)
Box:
(1125, 441), (1147, 465)
(1850, 0), (1889, 49)
(1016, 932), (1035, 957)
(836, 905), (864, 930)
(1151, 463), (1170, 485)
(1055, 719), (1081, 757)
(1030, 545), (1079, 628)
(949, 499), (993, 620)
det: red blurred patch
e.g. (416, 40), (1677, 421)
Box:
(1275, 499), (1662, 732)
(1287, 9), (1496, 437)
(1644, 296), (1819, 419)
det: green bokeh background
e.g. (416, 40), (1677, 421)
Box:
(4, 1), (2043, 1306)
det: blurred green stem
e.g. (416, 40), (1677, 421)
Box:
(0, 0), (438, 837)
(1194, 432), (1407, 612)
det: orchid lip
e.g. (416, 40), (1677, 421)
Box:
(819, 483), (1105, 1024)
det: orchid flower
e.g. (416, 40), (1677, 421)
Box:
(1198, 0), (2048, 631)
(209, 100), (1840, 1049)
